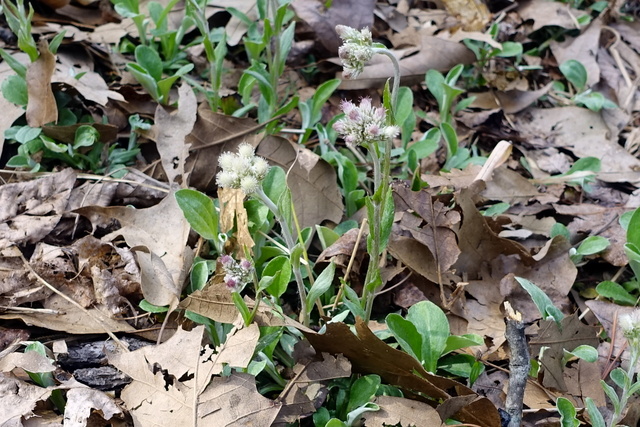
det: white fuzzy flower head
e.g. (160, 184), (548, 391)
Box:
(620, 309), (640, 345)
(333, 98), (400, 147)
(335, 25), (374, 80)
(216, 143), (270, 194)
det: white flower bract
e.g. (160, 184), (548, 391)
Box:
(216, 143), (270, 194)
(335, 25), (374, 80)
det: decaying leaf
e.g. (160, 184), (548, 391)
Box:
(0, 373), (52, 425)
(441, 0), (490, 31)
(257, 135), (344, 228)
(76, 189), (192, 308)
(108, 325), (275, 425)
(154, 83), (197, 185)
(363, 395), (443, 426)
(63, 388), (123, 427)
(0, 169), (76, 250)
(26, 40), (58, 127)
(219, 187), (255, 253)
(529, 314), (599, 391)
(304, 318), (501, 426)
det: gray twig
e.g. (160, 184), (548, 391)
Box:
(504, 301), (530, 427)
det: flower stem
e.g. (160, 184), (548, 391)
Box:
(372, 48), (400, 114)
(255, 187), (309, 326)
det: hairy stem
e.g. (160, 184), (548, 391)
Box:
(255, 187), (309, 326)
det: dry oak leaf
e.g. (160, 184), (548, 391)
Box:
(0, 373), (52, 425)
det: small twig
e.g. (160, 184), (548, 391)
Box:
(332, 218), (368, 311)
(504, 301), (529, 427)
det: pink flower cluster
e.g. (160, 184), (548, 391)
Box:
(333, 98), (400, 147)
(219, 254), (253, 292)
(336, 25), (374, 79)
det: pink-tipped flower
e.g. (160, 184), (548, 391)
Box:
(219, 255), (254, 293)
(335, 25), (374, 80)
(333, 98), (400, 147)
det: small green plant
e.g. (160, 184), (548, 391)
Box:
(313, 375), (390, 427)
(23, 342), (66, 412)
(332, 25), (401, 321)
(424, 65), (485, 171)
(4, 123), (139, 173)
(234, 0), (299, 126)
(185, 0), (228, 112)
(386, 300), (484, 381)
(125, 45), (194, 105)
(557, 60), (617, 112)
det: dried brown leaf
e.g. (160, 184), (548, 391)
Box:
(257, 135), (344, 228)
(441, 0), (490, 31)
(63, 388), (123, 427)
(0, 373), (52, 424)
(291, 0), (375, 54)
(76, 190), (192, 308)
(0, 169), (76, 250)
(304, 318), (501, 426)
(218, 187), (255, 253)
(363, 395), (443, 426)
(26, 40), (58, 127)
(529, 314), (599, 391)
(154, 83), (197, 185)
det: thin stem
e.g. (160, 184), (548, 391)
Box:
(254, 187), (309, 326)
(372, 48), (400, 114)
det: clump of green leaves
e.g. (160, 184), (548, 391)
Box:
(424, 65), (485, 171)
(557, 59), (617, 112)
(386, 300), (484, 382)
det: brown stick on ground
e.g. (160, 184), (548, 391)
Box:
(504, 301), (530, 427)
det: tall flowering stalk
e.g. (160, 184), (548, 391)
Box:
(605, 309), (640, 426)
(216, 143), (311, 326)
(333, 25), (401, 321)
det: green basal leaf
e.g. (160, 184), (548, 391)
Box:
(407, 300), (450, 373)
(2, 74), (27, 106)
(556, 397), (580, 427)
(550, 223), (571, 240)
(315, 225), (340, 250)
(306, 261), (335, 314)
(347, 374), (380, 413)
(189, 260), (209, 293)
(15, 125), (41, 144)
(325, 419), (348, 427)
(610, 367), (629, 390)
(440, 122), (458, 157)
(73, 125), (99, 149)
(560, 59), (587, 91)
(277, 187), (293, 230)
(139, 299), (169, 313)
(482, 202), (509, 217)
(126, 64), (160, 101)
(41, 136), (67, 153)
(576, 235), (609, 256)
(262, 166), (286, 208)
(134, 45), (163, 81)
(443, 334), (483, 355)
(626, 207), (640, 248)
(262, 256), (291, 298)
(624, 243), (640, 280)
(496, 41), (523, 58)
(438, 353), (480, 378)
(312, 79), (341, 123)
(568, 345), (598, 362)
(175, 189), (219, 240)
(595, 281), (636, 305)
(394, 86), (414, 126)
(426, 69), (445, 109)
(601, 380), (621, 414)
(386, 313), (422, 362)
(515, 277), (564, 325)
(585, 397), (606, 427)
